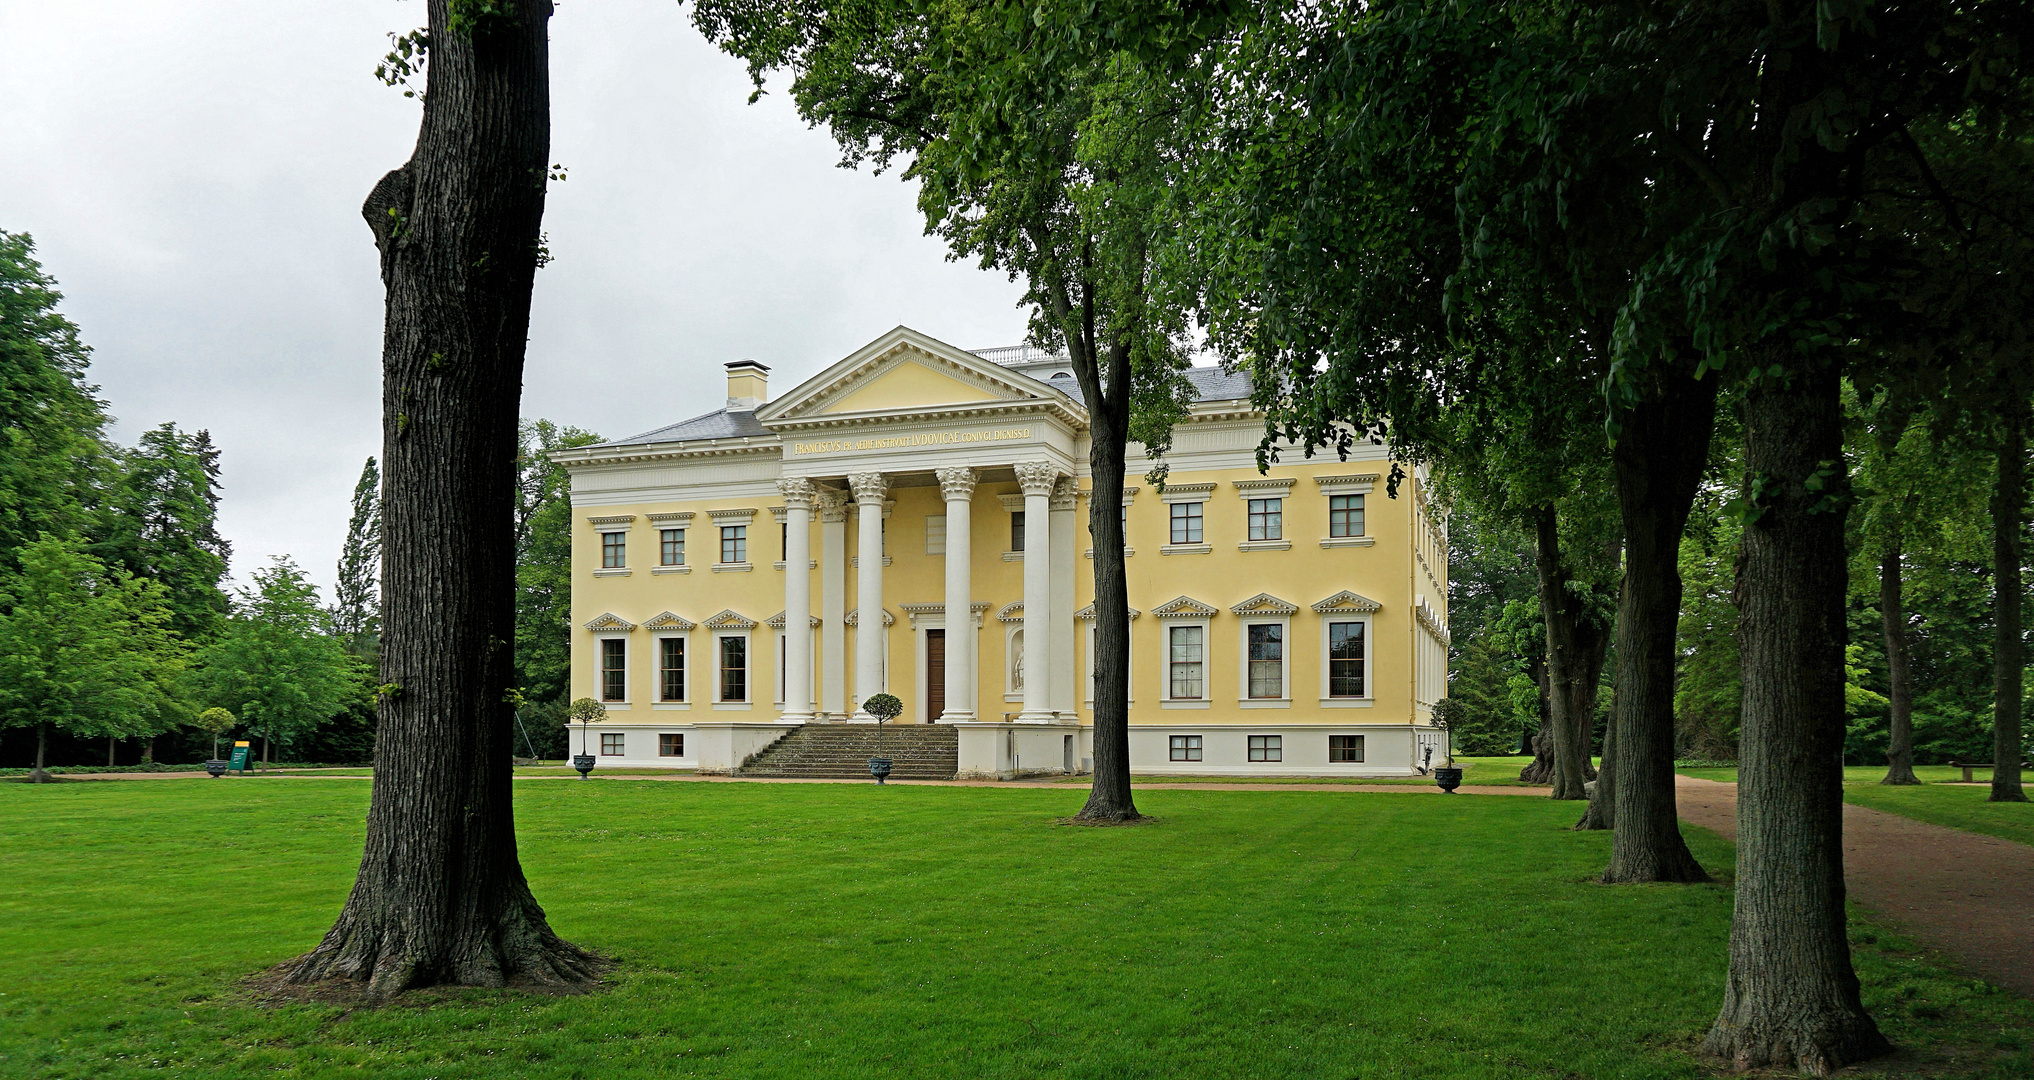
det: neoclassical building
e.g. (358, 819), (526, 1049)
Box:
(555, 326), (1450, 777)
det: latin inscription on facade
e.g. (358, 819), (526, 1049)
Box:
(792, 428), (1032, 456)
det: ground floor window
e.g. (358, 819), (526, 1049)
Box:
(1248, 734), (1282, 762)
(1169, 734), (1202, 762)
(719, 635), (748, 702)
(660, 638), (685, 701)
(659, 733), (685, 757)
(1330, 734), (1365, 763)
(600, 638), (626, 702)
(600, 732), (625, 756)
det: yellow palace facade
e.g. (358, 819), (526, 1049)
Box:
(555, 327), (1450, 778)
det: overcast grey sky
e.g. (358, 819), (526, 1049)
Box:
(0, 0), (1029, 598)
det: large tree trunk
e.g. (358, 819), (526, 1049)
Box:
(287, 0), (595, 996)
(1072, 338), (1140, 823)
(1577, 703), (1615, 830)
(1992, 406), (2028, 803)
(1517, 657), (1555, 782)
(1601, 370), (1714, 880)
(1533, 506), (1609, 800)
(1702, 365), (1888, 1072)
(1879, 543), (1919, 785)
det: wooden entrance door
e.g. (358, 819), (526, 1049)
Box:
(926, 629), (946, 721)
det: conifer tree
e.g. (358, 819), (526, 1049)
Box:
(333, 456), (381, 654)
(95, 422), (232, 641)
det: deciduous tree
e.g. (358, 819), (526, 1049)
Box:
(192, 557), (355, 762)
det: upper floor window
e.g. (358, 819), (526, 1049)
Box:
(600, 638), (626, 702)
(1169, 502), (1202, 544)
(601, 531), (626, 568)
(660, 528), (685, 565)
(1330, 494), (1365, 538)
(1247, 498), (1282, 541)
(720, 525), (747, 564)
(1168, 625), (1205, 700)
(1011, 511), (1026, 552)
(1328, 621), (1366, 697)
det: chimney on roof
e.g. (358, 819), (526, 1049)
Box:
(725, 359), (769, 411)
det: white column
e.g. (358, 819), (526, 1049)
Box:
(1015, 461), (1058, 722)
(936, 466), (977, 722)
(850, 470), (888, 720)
(778, 477), (815, 722)
(817, 487), (849, 719)
(1049, 476), (1079, 716)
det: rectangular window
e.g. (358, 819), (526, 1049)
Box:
(1169, 734), (1203, 762)
(1011, 511), (1026, 552)
(659, 638), (685, 701)
(601, 531), (626, 568)
(1168, 625), (1204, 700)
(719, 635), (747, 702)
(1248, 498), (1283, 541)
(1330, 734), (1365, 763)
(1329, 622), (1366, 697)
(600, 638), (626, 702)
(720, 525), (746, 564)
(660, 528), (685, 565)
(1247, 624), (1284, 699)
(659, 733), (685, 757)
(1169, 502), (1202, 544)
(1248, 734), (1282, 762)
(925, 514), (946, 555)
(781, 523), (789, 561)
(1329, 494), (1365, 537)
(600, 732), (624, 756)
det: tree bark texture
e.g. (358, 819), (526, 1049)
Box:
(1601, 371), (1715, 881)
(1072, 338), (1140, 823)
(1993, 406), (2028, 802)
(1878, 544), (1919, 785)
(1576, 702), (1615, 830)
(1516, 660), (1557, 783)
(286, 0), (595, 996)
(1702, 365), (1888, 1072)
(1533, 506), (1610, 800)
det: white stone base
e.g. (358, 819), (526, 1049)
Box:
(949, 720), (1083, 780)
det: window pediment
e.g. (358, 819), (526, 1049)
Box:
(703, 609), (757, 630)
(1230, 593), (1299, 616)
(642, 611), (695, 632)
(1312, 590), (1383, 614)
(584, 612), (636, 632)
(1152, 596), (1219, 619)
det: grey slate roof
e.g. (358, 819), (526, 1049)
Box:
(594, 365), (1249, 449)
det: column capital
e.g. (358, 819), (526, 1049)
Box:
(1014, 460), (1060, 497)
(776, 476), (816, 509)
(816, 487), (851, 523)
(935, 466), (978, 502)
(848, 471), (889, 504)
(1050, 475), (1079, 510)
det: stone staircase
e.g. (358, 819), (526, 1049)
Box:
(735, 724), (959, 780)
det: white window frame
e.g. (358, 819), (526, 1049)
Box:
(594, 632), (630, 708)
(1160, 619), (1211, 708)
(713, 631), (752, 709)
(1318, 616), (1375, 707)
(1238, 617), (1292, 708)
(653, 633), (690, 708)
(925, 514), (946, 555)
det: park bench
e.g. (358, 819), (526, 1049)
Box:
(1945, 759), (2031, 783)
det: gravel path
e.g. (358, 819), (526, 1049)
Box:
(1674, 775), (2034, 998)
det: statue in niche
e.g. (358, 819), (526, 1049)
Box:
(1009, 631), (1024, 692)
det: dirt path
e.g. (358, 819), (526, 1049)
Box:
(1675, 775), (2034, 998)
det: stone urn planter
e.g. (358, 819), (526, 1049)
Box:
(1434, 765), (1463, 793)
(572, 754), (596, 779)
(860, 693), (904, 785)
(204, 759), (229, 778)
(868, 757), (894, 784)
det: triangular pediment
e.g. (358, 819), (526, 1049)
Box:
(1230, 593), (1299, 616)
(584, 612), (636, 632)
(1312, 590), (1383, 614)
(642, 611), (694, 632)
(1152, 596), (1219, 619)
(757, 327), (1075, 423)
(703, 609), (756, 630)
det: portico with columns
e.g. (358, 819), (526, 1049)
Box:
(557, 325), (1451, 779)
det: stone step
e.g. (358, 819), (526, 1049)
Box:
(736, 723), (959, 780)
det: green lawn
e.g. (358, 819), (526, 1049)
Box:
(1675, 764), (1982, 785)
(2, 780), (2028, 1079)
(1842, 784), (2034, 848)
(1041, 755), (1540, 787)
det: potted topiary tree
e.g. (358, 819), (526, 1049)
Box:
(197, 707), (237, 777)
(567, 697), (606, 779)
(861, 693), (903, 783)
